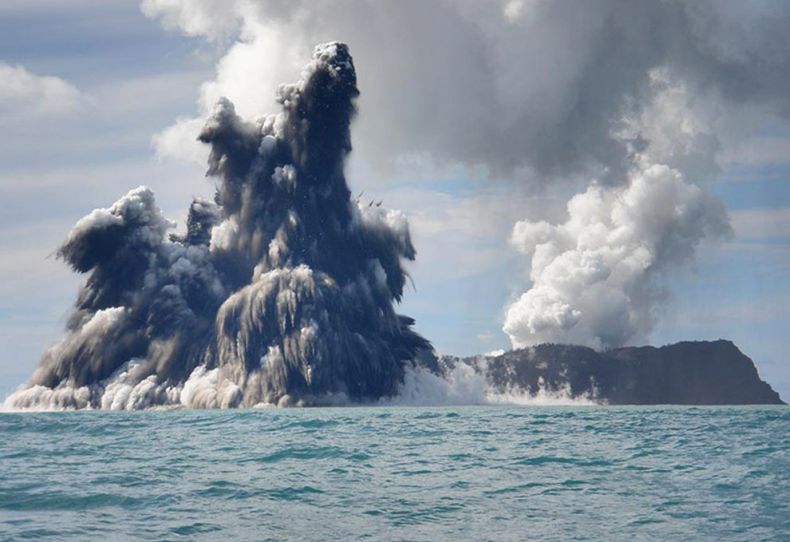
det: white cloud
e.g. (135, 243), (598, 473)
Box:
(503, 1), (525, 23)
(139, 0), (245, 41)
(0, 63), (84, 118)
(151, 116), (208, 165)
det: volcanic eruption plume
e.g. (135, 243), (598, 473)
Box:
(503, 159), (731, 350)
(7, 42), (431, 410)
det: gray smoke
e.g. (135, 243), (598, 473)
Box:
(7, 43), (431, 410)
(140, 0), (790, 353)
(144, 0), (790, 183)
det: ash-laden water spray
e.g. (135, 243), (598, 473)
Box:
(7, 42), (432, 410)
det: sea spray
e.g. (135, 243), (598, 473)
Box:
(385, 360), (598, 407)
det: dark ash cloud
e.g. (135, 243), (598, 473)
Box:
(7, 43), (431, 410)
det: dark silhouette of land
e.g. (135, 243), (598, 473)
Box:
(443, 340), (784, 405)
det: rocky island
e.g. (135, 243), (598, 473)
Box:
(443, 340), (784, 405)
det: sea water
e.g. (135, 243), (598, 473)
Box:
(0, 406), (788, 541)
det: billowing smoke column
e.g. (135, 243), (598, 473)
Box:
(503, 158), (731, 350)
(139, 1), (790, 357)
(7, 42), (431, 410)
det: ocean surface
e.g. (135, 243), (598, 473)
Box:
(0, 406), (788, 541)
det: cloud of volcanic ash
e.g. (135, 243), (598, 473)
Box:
(6, 43), (431, 410)
(142, 1), (790, 183)
(140, 1), (790, 352)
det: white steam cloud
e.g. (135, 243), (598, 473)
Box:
(504, 161), (730, 349)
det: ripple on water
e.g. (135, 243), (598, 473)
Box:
(0, 406), (787, 541)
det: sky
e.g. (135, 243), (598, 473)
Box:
(1, 0), (789, 400)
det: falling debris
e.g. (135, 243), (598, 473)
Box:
(7, 42), (431, 410)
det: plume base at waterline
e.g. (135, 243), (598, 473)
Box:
(5, 340), (782, 410)
(7, 42), (431, 410)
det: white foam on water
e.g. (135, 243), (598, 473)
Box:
(385, 362), (599, 407)
(2, 384), (93, 412)
(3, 358), (599, 411)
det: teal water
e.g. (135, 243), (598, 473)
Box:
(0, 406), (788, 541)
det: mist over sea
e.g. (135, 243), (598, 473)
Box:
(1, 406), (787, 541)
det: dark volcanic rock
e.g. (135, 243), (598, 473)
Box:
(448, 340), (784, 405)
